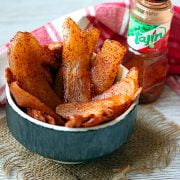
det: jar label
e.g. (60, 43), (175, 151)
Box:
(127, 15), (171, 53)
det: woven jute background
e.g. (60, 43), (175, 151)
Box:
(0, 105), (179, 180)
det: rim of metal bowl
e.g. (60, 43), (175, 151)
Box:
(6, 65), (138, 132)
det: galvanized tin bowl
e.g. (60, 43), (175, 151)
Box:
(5, 65), (138, 164)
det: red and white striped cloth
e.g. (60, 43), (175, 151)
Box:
(0, 0), (180, 105)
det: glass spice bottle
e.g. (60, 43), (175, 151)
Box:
(123, 0), (173, 103)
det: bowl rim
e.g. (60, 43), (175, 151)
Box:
(6, 66), (138, 132)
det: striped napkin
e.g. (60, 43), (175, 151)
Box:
(0, 0), (180, 105)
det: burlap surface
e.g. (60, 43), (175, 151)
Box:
(0, 105), (179, 180)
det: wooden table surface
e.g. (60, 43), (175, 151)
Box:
(0, 0), (179, 179)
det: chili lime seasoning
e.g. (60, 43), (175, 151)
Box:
(123, 0), (173, 103)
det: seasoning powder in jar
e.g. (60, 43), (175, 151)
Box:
(123, 0), (173, 103)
